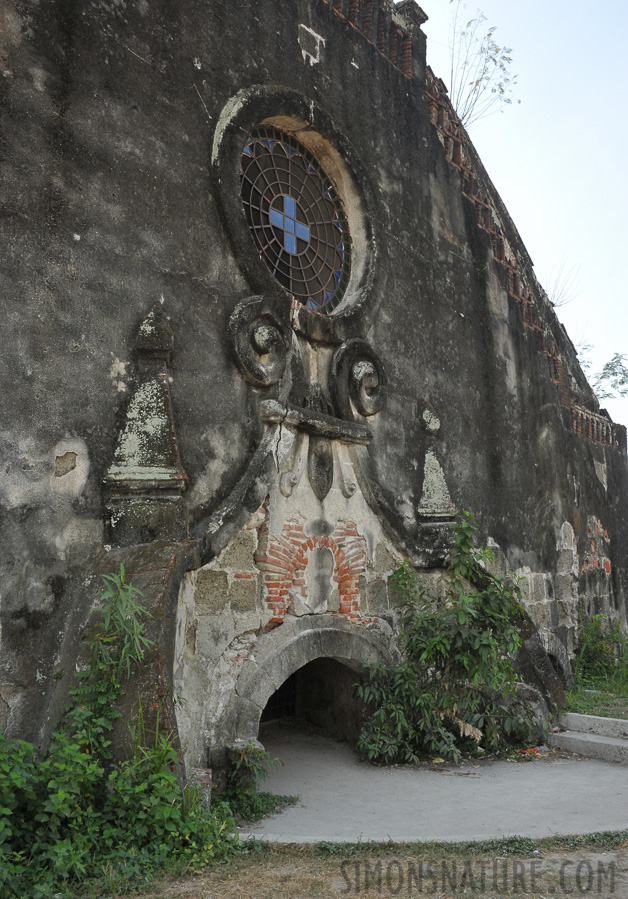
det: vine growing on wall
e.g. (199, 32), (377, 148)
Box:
(356, 513), (539, 764)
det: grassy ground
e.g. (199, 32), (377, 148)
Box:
(564, 680), (628, 719)
(565, 614), (628, 719)
(109, 835), (628, 898)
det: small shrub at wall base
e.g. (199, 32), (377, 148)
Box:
(224, 740), (298, 823)
(356, 513), (540, 764)
(0, 565), (239, 899)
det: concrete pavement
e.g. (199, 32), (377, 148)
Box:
(240, 720), (628, 844)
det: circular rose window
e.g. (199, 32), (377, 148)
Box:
(240, 126), (351, 314)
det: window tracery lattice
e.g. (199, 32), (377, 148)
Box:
(241, 127), (351, 314)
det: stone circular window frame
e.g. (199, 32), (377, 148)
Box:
(211, 86), (377, 342)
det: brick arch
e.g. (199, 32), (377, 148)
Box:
(222, 615), (397, 747)
(255, 519), (367, 624)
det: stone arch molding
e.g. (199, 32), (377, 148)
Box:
(221, 614), (397, 753)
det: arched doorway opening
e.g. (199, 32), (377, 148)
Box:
(261, 657), (368, 743)
(210, 615), (397, 766)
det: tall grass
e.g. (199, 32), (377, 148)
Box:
(565, 614), (628, 719)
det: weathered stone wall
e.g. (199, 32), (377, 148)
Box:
(1, 0), (626, 758)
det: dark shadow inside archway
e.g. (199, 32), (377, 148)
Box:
(260, 657), (368, 743)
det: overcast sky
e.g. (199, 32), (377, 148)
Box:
(417, 0), (628, 428)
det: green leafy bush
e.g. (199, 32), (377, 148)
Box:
(356, 513), (538, 764)
(0, 565), (239, 899)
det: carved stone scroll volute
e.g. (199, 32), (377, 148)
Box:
(228, 297), (388, 504)
(228, 295), (291, 389)
(330, 338), (388, 421)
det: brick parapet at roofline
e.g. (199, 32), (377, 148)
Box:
(425, 68), (619, 450)
(321, 0), (427, 79)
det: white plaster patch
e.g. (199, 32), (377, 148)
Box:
(53, 518), (103, 560)
(594, 458), (608, 492)
(0, 435), (47, 508)
(109, 357), (127, 379)
(298, 23), (325, 66)
(422, 408), (440, 435)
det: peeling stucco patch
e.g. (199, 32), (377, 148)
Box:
(51, 438), (89, 499)
(594, 458), (607, 492)
(55, 452), (77, 478)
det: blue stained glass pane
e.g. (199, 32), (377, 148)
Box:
(306, 298), (318, 310)
(334, 270), (342, 285)
(295, 221), (310, 241)
(323, 185), (332, 201)
(284, 232), (296, 254)
(324, 289), (333, 304)
(286, 147), (297, 157)
(284, 196), (296, 218)
(333, 218), (342, 230)
(305, 161), (315, 174)
(337, 242), (344, 261)
(269, 208), (284, 228)
(284, 216), (295, 234)
(243, 145), (253, 157)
